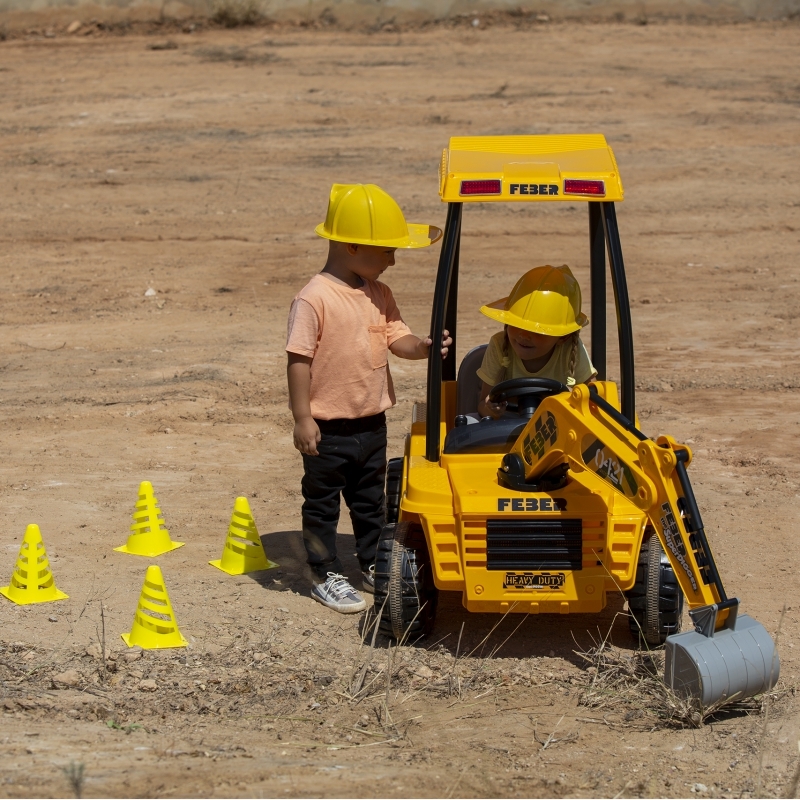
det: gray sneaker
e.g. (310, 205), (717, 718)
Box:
(361, 564), (375, 594)
(311, 573), (366, 614)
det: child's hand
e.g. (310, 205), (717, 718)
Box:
(418, 329), (453, 359)
(478, 395), (507, 419)
(293, 417), (321, 456)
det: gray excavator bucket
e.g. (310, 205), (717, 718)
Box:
(665, 603), (780, 707)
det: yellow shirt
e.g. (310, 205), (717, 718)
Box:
(476, 331), (596, 388)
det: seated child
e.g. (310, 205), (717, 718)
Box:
(476, 264), (596, 419)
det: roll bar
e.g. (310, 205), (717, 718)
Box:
(425, 201), (634, 461)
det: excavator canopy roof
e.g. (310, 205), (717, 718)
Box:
(439, 134), (624, 203)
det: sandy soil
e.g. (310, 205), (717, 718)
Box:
(0, 19), (799, 799)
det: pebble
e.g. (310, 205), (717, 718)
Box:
(692, 783), (708, 794)
(66, 20), (81, 33)
(86, 642), (111, 659)
(52, 669), (81, 687)
(138, 679), (158, 692)
(144, 287), (157, 297)
(123, 647), (143, 663)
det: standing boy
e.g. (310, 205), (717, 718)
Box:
(286, 183), (449, 614)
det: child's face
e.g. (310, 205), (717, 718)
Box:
(507, 325), (562, 362)
(347, 243), (397, 282)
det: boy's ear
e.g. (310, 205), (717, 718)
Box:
(345, 242), (359, 255)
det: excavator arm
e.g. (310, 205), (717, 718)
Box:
(498, 381), (779, 705)
(501, 381), (732, 623)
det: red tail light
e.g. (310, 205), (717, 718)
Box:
(564, 179), (605, 196)
(460, 179), (502, 196)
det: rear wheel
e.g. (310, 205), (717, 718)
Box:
(374, 521), (438, 640)
(626, 532), (684, 646)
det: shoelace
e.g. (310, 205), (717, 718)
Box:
(324, 573), (355, 600)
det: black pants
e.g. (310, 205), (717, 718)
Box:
(301, 412), (387, 582)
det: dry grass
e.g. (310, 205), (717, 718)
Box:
(210, 0), (263, 28)
(575, 637), (790, 729)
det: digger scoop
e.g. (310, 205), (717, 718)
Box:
(665, 602), (779, 707)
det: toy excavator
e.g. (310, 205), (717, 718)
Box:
(374, 134), (779, 708)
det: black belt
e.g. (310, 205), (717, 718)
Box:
(315, 412), (386, 435)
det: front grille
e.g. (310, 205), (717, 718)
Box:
(486, 519), (583, 571)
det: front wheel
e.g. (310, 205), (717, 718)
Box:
(625, 532), (684, 646)
(374, 521), (438, 640)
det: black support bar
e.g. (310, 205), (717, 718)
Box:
(426, 202), (462, 462)
(601, 202), (635, 422)
(442, 230), (460, 382)
(589, 203), (606, 380)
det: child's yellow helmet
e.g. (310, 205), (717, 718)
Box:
(480, 265), (588, 337)
(315, 184), (442, 249)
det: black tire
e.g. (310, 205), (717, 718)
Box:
(385, 457), (404, 525)
(625, 532), (684, 646)
(374, 521), (438, 640)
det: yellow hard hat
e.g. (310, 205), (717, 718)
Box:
(480, 265), (588, 337)
(315, 183), (442, 249)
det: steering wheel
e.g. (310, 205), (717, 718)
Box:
(488, 377), (568, 417)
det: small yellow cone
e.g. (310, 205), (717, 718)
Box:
(115, 481), (184, 557)
(209, 496), (278, 576)
(0, 524), (69, 605)
(121, 565), (187, 650)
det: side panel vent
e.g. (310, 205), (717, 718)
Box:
(486, 519), (582, 571)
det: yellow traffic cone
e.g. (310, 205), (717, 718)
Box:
(115, 481), (183, 557)
(121, 565), (187, 649)
(0, 524), (69, 605)
(209, 496), (278, 576)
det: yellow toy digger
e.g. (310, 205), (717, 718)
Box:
(374, 134), (779, 708)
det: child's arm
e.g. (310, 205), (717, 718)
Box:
(389, 330), (452, 360)
(477, 380), (507, 419)
(287, 353), (321, 456)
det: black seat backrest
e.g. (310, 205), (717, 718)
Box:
(456, 344), (489, 417)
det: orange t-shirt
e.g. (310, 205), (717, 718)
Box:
(285, 273), (413, 421)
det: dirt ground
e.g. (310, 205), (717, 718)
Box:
(1, 18), (800, 799)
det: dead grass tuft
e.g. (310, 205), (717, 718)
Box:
(211, 0), (262, 28)
(576, 640), (788, 729)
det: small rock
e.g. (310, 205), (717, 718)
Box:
(53, 669), (81, 687)
(48, 616), (58, 623)
(123, 647), (143, 663)
(414, 665), (434, 679)
(163, 427), (174, 434)
(253, 652), (267, 662)
(66, 20), (81, 33)
(692, 784), (708, 794)
(144, 287), (157, 297)
(138, 679), (158, 692)
(86, 642), (111, 659)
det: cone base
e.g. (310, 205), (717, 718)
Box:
(114, 541), (184, 557)
(0, 585), (69, 605)
(121, 631), (187, 650)
(208, 558), (279, 576)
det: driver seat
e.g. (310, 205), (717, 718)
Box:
(455, 344), (488, 416)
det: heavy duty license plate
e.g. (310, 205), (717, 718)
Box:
(503, 572), (565, 590)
